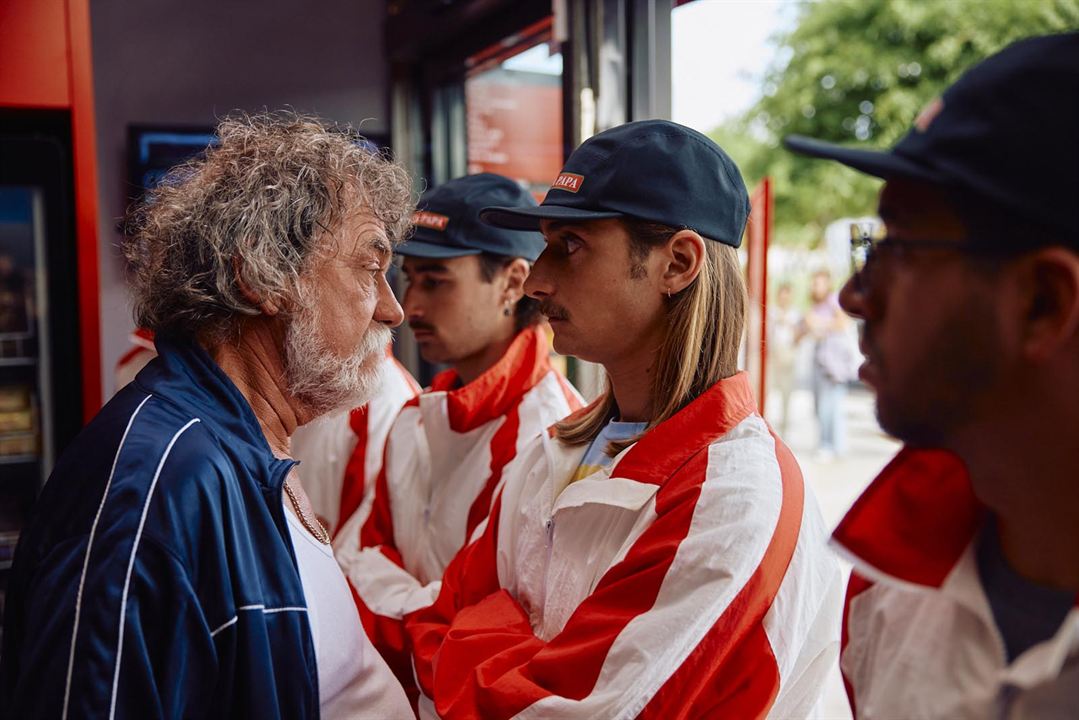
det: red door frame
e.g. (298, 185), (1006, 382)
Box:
(68, 0), (104, 421)
(745, 177), (771, 412)
(0, 0), (103, 421)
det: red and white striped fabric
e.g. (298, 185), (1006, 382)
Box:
(834, 448), (1079, 719)
(406, 371), (843, 719)
(292, 349), (420, 536)
(334, 326), (582, 709)
(114, 328), (158, 392)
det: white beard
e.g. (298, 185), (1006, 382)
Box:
(284, 293), (391, 417)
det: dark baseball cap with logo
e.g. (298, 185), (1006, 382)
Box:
(784, 32), (1079, 242)
(396, 173), (545, 260)
(479, 120), (751, 248)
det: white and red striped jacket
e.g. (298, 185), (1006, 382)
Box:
(335, 326), (582, 706)
(834, 449), (1079, 719)
(292, 349), (420, 536)
(406, 371), (843, 719)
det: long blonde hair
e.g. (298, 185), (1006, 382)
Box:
(555, 220), (747, 456)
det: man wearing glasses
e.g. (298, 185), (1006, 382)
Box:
(787, 33), (1078, 718)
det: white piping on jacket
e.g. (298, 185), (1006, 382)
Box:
(108, 417), (201, 720)
(62, 394), (153, 720)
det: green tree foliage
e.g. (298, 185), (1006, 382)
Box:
(714, 0), (1079, 247)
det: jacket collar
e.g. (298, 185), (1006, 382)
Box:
(609, 371), (757, 487)
(833, 448), (985, 588)
(425, 326), (552, 432)
(833, 447), (1079, 608)
(135, 333), (293, 490)
(539, 372), (756, 514)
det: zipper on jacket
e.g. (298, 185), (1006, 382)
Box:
(538, 517), (555, 616)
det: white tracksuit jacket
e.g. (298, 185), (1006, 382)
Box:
(834, 448), (1079, 719)
(335, 326), (582, 705)
(291, 351), (419, 536)
(407, 371), (843, 720)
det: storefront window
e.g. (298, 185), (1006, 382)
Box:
(465, 22), (563, 201)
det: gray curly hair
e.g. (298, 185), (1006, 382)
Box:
(122, 111), (414, 343)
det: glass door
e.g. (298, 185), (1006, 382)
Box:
(0, 111), (83, 635)
(0, 186), (51, 572)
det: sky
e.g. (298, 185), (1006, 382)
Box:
(672, 0), (802, 134)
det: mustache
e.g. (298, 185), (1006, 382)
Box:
(409, 320), (436, 334)
(364, 323), (394, 354)
(858, 323), (875, 359)
(539, 300), (569, 321)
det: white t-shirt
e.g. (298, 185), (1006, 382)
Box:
(285, 507), (412, 719)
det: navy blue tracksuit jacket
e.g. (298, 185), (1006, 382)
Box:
(1, 335), (320, 718)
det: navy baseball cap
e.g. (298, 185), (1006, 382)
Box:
(479, 120), (750, 248)
(785, 32), (1079, 241)
(397, 173), (545, 260)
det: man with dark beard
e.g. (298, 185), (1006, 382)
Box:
(0, 113), (415, 719)
(785, 33), (1079, 718)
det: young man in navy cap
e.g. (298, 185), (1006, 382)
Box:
(786, 33), (1079, 718)
(334, 172), (582, 707)
(406, 121), (843, 719)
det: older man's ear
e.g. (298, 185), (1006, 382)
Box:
(233, 255), (281, 316)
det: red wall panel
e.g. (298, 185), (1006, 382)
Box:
(67, 0), (103, 419)
(0, 0), (71, 108)
(0, 0), (103, 418)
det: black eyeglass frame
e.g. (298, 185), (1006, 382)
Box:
(847, 222), (1030, 290)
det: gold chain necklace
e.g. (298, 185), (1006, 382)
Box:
(283, 478), (330, 545)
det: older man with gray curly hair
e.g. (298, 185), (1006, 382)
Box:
(0, 113), (415, 719)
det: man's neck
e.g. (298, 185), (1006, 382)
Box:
(956, 415), (1079, 591)
(604, 347), (658, 423)
(453, 328), (518, 387)
(205, 320), (309, 457)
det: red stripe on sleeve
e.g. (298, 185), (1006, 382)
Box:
(360, 444), (397, 550)
(334, 405), (370, 538)
(638, 431), (803, 719)
(418, 451), (716, 719)
(465, 406), (520, 539)
(406, 493), (505, 702)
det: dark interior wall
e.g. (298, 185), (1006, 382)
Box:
(90, 0), (389, 397)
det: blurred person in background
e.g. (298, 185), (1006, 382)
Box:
(335, 172), (582, 709)
(767, 281), (800, 435)
(406, 120), (842, 719)
(0, 113), (414, 719)
(804, 268), (856, 460)
(787, 32), (1079, 718)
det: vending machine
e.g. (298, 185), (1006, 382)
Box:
(0, 110), (85, 622)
